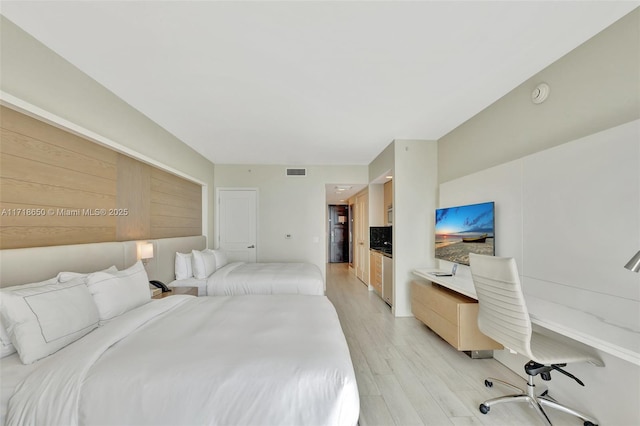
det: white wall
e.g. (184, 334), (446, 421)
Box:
(435, 9), (640, 425)
(0, 17), (216, 244)
(439, 121), (639, 425)
(214, 164), (368, 279)
(368, 184), (384, 226)
(438, 8), (640, 184)
(393, 140), (438, 317)
(369, 142), (394, 182)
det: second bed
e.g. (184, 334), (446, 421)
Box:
(170, 261), (325, 296)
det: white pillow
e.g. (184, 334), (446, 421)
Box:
(57, 265), (118, 283)
(174, 252), (194, 280)
(191, 249), (217, 279)
(0, 317), (16, 358)
(0, 277), (99, 364)
(86, 261), (151, 323)
(212, 249), (228, 270)
(0, 277), (58, 359)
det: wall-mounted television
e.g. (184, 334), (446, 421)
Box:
(435, 201), (495, 266)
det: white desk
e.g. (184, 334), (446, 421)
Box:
(413, 268), (640, 366)
(413, 268), (478, 299)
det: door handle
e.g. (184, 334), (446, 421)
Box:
(247, 245), (255, 248)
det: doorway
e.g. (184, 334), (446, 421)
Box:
(328, 205), (349, 263)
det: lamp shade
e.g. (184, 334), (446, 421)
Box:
(137, 242), (154, 260)
(624, 250), (640, 273)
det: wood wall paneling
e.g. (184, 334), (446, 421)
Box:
(1, 128), (117, 179)
(115, 154), (151, 241)
(0, 106), (202, 249)
(1, 106), (118, 248)
(0, 107), (119, 164)
(0, 227), (116, 249)
(150, 168), (202, 239)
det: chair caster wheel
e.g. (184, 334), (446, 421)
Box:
(584, 422), (597, 426)
(484, 379), (493, 388)
(479, 404), (490, 414)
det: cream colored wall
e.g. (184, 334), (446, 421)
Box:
(436, 9), (640, 425)
(438, 8), (640, 183)
(0, 16), (216, 245)
(214, 164), (368, 278)
(368, 184), (384, 226)
(368, 141), (394, 182)
(392, 140), (438, 317)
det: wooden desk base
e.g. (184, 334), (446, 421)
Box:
(411, 280), (502, 353)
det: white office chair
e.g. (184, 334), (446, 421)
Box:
(469, 253), (603, 426)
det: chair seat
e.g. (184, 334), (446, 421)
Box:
(529, 331), (604, 366)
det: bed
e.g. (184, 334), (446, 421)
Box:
(170, 261), (325, 296)
(0, 238), (358, 426)
(167, 244), (325, 296)
(3, 295), (358, 425)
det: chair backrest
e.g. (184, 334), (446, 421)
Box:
(469, 254), (534, 359)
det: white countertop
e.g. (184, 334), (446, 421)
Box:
(412, 268), (478, 299)
(412, 268), (640, 366)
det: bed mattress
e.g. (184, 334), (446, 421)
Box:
(170, 262), (325, 296)
(4, 295), (358, 426)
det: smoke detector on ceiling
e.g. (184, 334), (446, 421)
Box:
(531, 83), (550, 104)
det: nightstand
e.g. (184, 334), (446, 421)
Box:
(152, 286), (198, 299)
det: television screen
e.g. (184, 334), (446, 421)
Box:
(435, 201), (495, 266)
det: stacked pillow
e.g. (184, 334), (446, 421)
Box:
(174, 252), (194, 280)
(174, 249), (228, 280)
(0, 261), (151, 365)
(0, 277), (59, 360)
(85, 261), (151, 323)
(211, 249), (228, 271)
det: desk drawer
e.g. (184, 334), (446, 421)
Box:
(413, 281), (470, 325)
(412, 298), (459, 347)
(411, 281), (502, 351)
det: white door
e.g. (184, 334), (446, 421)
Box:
(218, 189), (257, 262)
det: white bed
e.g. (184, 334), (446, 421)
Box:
(2, 295), (358, 425)
(0, 238), (358, 426)
(170, 261), (325, 296)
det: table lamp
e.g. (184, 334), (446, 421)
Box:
(137, 242), (154, 265)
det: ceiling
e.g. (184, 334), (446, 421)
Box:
(1, 1), (637, 168)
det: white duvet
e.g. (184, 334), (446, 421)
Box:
(206, 262), (324, 296)
(6, 295), (359, 426)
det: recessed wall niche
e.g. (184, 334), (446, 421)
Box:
(0, 106), (202, 249)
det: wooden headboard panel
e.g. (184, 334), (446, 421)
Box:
(0, 236), (206, 288)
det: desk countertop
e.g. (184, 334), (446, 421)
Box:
(412, 268), (640, 366)
(412, 268), (477, 299)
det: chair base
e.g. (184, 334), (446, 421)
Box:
(479, 375), (599, 426)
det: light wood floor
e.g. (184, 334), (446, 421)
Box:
(325, 263), (582, 426)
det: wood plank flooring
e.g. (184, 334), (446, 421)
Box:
(325, 263), (582, 426)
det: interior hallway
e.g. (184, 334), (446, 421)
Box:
(325, 263), (582, 426)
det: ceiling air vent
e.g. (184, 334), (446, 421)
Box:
(286, 168), (307, 177)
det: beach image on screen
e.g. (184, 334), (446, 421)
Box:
(435, 201), (494, 265)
